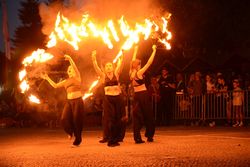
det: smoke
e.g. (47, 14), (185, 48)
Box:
(39, 0), (165, 35)
(79, 0), (162, 21)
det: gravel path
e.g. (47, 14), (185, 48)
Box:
(1, 127), (250, 167)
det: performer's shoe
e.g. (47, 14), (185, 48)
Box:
(147, 137), (154, 142)
(99, 138), (108, 143)
(135, 139), (145, 144)
(73, 139), (81, 146)
(107, 142), (120, 147)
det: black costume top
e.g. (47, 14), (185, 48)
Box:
(132, 73), (145, 87)
(104, 74), (119, 87)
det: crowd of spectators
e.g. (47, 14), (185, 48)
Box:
(147, 67), (250, 127)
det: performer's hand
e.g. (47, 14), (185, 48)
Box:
(92, 50), (97, 59)
(152, 44), (157, 51)
(64, 54), (71, 61)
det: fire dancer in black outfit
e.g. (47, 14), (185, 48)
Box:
(91, 50), (125, 147)
(41, 54), (84, 147)
(129, 45), (156, 143)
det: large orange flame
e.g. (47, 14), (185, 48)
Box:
(22, 49), (54, 66)
(47, 13), (172, 52)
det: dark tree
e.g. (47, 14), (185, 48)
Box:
(12, 0), (46, 62)
(9, 0), (47, 88)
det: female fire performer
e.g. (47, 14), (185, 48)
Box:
(129, 45), (156, 143)
(91, 50), (125, 147)
(41, 54), (84, 147)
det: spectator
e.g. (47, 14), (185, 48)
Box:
(175, 73), (185, 94)
(148, 77), (160, 101)
(232, 79), (244, 127)
(192, 71), (204, 95)
(205, 74), (216, 93)
(189, 71), (204, 126)
(210, 75), (232, 127)
(158, 67), (175, 125)
(205, 74), (216, 127)
(187, 74), (195, 96)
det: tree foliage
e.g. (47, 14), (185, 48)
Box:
(12, 0), (46, 62)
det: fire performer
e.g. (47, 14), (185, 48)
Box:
(41, 54), (84, 147)
(91, 50), (125, 147)
(129, 45), (156, 143)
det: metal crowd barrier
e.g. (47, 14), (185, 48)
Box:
(151, 90), (250, 123)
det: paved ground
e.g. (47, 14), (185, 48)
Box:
(0, 126), (250, 167)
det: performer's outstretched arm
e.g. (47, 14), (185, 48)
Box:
(138, 45), (157, 76)
(91, 50), (105, 78)
(65, 54), (81, 81)
(41, 74), (66, 89)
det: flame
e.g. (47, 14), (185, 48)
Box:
(82, 78), (99, 100)
(19, 69), (27, 81)
(112, 50), (123, 63)
(82, 93), (93, 100)
(22, 49), (54, 66)
(119, 16), (130, 37)
(47, 13), (172, 51)
(87, 22), (99, 37)
(108, 20), (119, 42)
(46, 32), (57, 48)
(100, 28), (113, 49)
(29, 94), (41, 104)
(159, 38), (171, 50)
(20, 80), (29, 93)
(88, 79), (99, 91)
(20, 49), (53, 94)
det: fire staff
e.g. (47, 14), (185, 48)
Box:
(129, 45), (156, 144)
(91, 50), (125, 147)
(41, 54), (84, 147)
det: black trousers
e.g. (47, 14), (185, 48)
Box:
(102, 110), (126, 141)
(133, 91), (155, 141)
(103, 95), (124, 143)
(61, 98), (84, 145)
